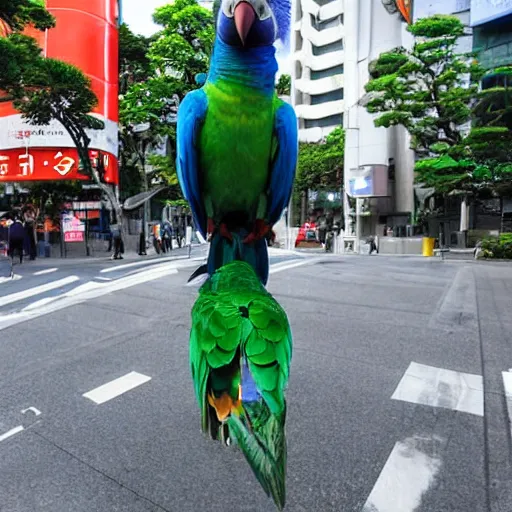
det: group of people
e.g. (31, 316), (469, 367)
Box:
(0, 206), (38, 264)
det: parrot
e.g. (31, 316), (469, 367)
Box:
(176, 0), (298, 285)
(189, 260), (292, 509)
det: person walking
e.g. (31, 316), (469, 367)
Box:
(8, 217), (25, 264)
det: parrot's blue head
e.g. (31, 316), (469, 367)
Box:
(217, 0), (278, 48)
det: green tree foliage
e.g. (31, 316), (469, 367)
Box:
(119, 0), (214, 200)
(364, 15), (486, 195)
(118, 23), (152, 95)
(276, 74), (291, 96)
(296, 127), (344, 192)
(0, 0), (55, 32)
(365, 15), (482, 156)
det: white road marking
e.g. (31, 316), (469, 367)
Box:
(33, 268), (58, 276)
(0, 425), (24, 442)
(21, 407), (42, 416)
(0, 274), (21, 284)
(269, 258), (323, 274)
(502, 370), (512, 438)
(391, 362), (484, 417)
(0, 264), (179, 331)
(100, 255), (203, 274)
(95, 277), (113, 281)
(83, 371), (152, 405)
(362, 434), (443, 512)
(0, 276), (79, 308)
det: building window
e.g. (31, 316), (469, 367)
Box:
(311, 65), (344, 80)
(310, 89), (344, 105)
(305, 114), (343, 129)
(312, 39), (343, 56)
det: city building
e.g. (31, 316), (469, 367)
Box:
(291, 0), (344, 143)
(343, 0), (415, 250)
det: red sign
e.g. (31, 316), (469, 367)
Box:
(62, 214), (85, 243)
(0, 148), (118, 182)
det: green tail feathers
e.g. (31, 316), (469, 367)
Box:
(228, 403), (287, 510)
(189, 261), (292, 510)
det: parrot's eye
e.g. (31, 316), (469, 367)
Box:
(223, 0), (235, 17)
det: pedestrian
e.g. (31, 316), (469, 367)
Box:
(367, 235), (378, 255)
(110, 223), (123, 260)
(161, 219), (173, 252)
(8, 217), (25, 264)
(22, 205), (37, 260)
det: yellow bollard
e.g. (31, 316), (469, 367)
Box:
(422, 237), (435, 257)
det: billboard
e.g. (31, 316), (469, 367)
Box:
(0, 0), (120, 183)
(347, 165), (389, 198)
(471, 0), (512, 26)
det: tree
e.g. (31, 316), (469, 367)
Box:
(363, 15), (487, 236)
(364, 16), (482, 183)
(276, 74), (291, 96)
(0, 0), (54, 32)
(1, 34), (125, 236)
(295, 127), (344, 222)
(296, 128), (344, 192)
(119, 0), (214, 204)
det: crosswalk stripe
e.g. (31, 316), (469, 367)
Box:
(362, 434), (443, 512)
(502, 370), (512, 438)
(0, 276), (79, 308)
(33, 268), (58, 276)
(391, 362), (484, 417)
(83, 371), (151, 405)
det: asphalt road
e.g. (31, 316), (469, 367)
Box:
(0, 251), (511, 512)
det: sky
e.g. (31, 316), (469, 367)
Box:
(121, 0), (170, 36)
(121, 0), (291, 74)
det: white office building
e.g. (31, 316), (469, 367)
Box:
(291, 0), (344, 143)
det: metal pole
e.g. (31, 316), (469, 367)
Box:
(355, 197), (362, 253)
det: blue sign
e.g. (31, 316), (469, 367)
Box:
(349, 176), (374, 197)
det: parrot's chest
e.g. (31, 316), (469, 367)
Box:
(199, 83), (275, 219)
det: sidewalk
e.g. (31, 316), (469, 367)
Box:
(21, 244), (206, 268)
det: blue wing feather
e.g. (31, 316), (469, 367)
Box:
(267, 102), (298, 226)
(176, 89), (208, 237)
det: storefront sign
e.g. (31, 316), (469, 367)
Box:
(0, 148), (118, 183)
(62, 213), (85, 243)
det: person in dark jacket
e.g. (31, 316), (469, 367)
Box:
(9, 217), (25, 264)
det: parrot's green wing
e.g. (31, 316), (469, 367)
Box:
(190, 288), (244, 437)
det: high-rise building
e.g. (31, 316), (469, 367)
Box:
(291, 0), (344, 143)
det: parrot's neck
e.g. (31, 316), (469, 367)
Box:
(208, 38), (278, 95)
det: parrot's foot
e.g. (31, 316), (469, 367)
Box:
(207, 218), (233, 243)
(219, 223), (233, 242)
(243, 219), (272, 244)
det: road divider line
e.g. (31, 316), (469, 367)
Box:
(391, 361), (484, 417)
(0, 425), (24, 442)
(0, 275), (79, 308)
(33, 268), (58, 276)
(83, 371), (151, 405)
(362, 434), (443, 512)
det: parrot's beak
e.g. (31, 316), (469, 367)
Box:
(234, 2), (256, 46)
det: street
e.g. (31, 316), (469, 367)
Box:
(0, 251), (512, 511)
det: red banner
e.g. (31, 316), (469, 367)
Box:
(0, 148), (118, 183)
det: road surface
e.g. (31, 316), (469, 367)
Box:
(0, 251), (511, 511)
